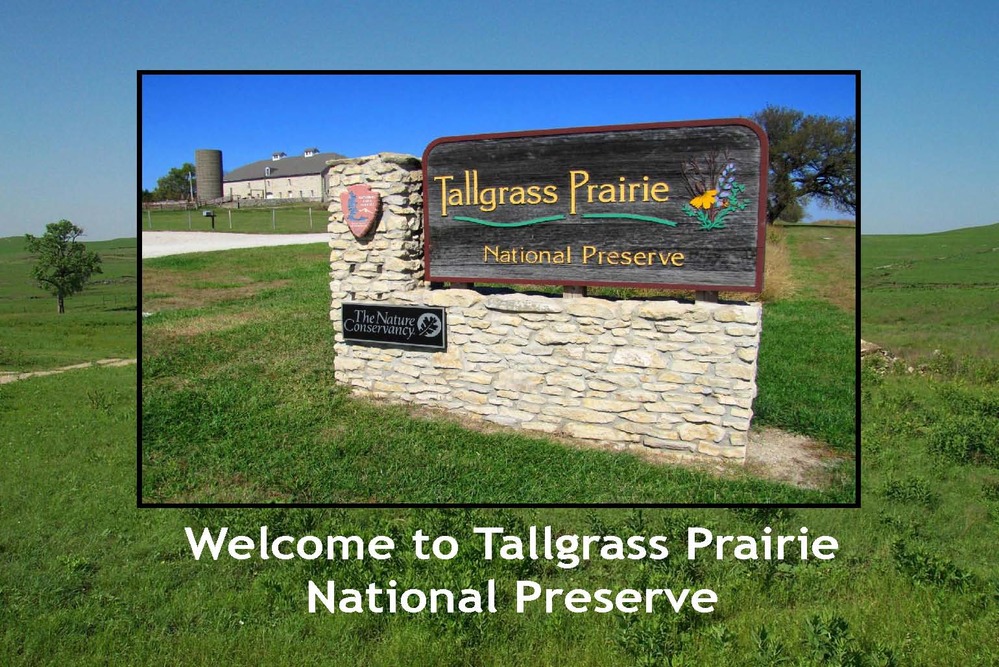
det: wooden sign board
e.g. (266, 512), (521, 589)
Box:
(423, 119), (768, 291)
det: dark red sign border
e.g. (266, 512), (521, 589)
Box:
(422, 118), (769, 292)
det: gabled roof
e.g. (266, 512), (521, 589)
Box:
(224, 152), (346, 182)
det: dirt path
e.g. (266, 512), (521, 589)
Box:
(0, 358), (136, 385)
(141, 231), (329, 258)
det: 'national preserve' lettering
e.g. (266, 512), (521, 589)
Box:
(482, 245), (685, 267)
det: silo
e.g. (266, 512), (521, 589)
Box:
(194, 149), (223, 203)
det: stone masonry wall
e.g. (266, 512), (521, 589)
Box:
(329, 154), (761, 460)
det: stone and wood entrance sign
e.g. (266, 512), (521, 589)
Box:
(423, 119), (767, 291)
(329, 124), (767, 464)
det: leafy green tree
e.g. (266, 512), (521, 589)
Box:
(752, 105), (856, 224)
(776, 198), (805, 224)
(153, 163), (196, 201)
(24, 220), (103, 314)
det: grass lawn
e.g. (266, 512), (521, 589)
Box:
(861, 222), (999, 360)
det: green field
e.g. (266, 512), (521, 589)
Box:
(0, 236), (137, 370)
(10, 222), (999, 664)
(141, 203), (329, 234)
(140, 225), (856, 505)
(862, 222), (999, 360)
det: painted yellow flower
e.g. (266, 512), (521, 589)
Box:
(690, 189), (718, 210)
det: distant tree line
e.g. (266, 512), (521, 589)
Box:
(143, 163), (196, 202)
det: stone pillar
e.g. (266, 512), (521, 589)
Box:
(327, 153), (424, 304)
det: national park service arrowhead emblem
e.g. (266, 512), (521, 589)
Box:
(340, 184), (382, 238)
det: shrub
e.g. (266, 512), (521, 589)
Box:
(878, 475), (939, 508)
(926, 413), (999, 467)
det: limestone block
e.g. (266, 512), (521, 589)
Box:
(484, 412), (527, 427)
(494, 370), (545, 393)
(728, 431), (749, 447)
(433, 351), (463, 369)
(536, 329), (590, 346)
(643, 435), (690, 451)
(454, 389), (489, 405)
(428, 289), (482, 308)
(563, 423), (621, 442)
(671, 360), (708, 375)
(729, 407), (754, 420)
(717, 363), (756, 381)
(677, 422), (727, 443)
(618, 389), (659, 403)
(713, 305), (761, 324)
(682, 413), (722, 424)
(484, 294), (564, 314)
(547, 372), (587, 393)
(636, 302), (696, 321)
(550, 407), (616, 424)
(581, 397), (640, 413)
(565, 298), (617, 320)
(696, 441), (745, 458)
(522, 421), (560, 434)
(465, 403), (499, 416)
(611, 348), (664, 368)
(725, 324), (759, 337)
(588, 379), (618, 392)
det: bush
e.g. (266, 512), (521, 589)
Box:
(926, 414), (999, 466)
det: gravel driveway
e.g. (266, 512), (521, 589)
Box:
(141, 231), (329, 258)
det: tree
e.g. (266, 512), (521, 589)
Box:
(153, 163), (196, 201)
(24, 220), (103, 314)
(751, 105), (856, 224)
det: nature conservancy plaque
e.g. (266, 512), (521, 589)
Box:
(341, 302), (447, 351)
(423, 119), (768, 291)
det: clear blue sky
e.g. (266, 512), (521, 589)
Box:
(2, 0), (997, 240)
(141, 72), (856, 206)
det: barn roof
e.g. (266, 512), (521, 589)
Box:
(224, 152), (346, 182)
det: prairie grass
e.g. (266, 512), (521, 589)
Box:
(0, 236), (137, 370)
(4, 362), (997, 665)
(861, 222), (999, 360)
(7, 222), (999, 664)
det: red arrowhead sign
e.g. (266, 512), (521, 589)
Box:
(340, 184), (382, 238)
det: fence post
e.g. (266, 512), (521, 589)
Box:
(228, 209), (232, 229)
(309, 207), (313, 230)
(272, 208), (276, 230)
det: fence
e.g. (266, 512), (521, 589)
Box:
(140, 205), (328, 234)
